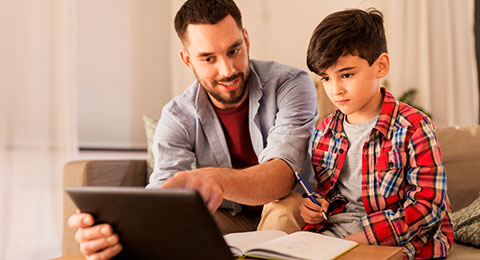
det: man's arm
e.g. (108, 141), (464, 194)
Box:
(163, 68), (318, 210)
(163, 158), (295, 211)
(146, 99), (197, 189)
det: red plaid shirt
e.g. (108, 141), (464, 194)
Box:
(306, 88), (453, 259)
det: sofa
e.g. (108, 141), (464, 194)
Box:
(62, 125), (480, 259)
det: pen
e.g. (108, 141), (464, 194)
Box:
(294, 172), (328, 221)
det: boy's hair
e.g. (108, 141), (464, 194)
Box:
(306, 8), (387, 74)
(174, 0), (243, 44)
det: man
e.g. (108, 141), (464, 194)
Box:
(68, 0), (317, 259)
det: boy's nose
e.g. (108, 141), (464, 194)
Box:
(331, 81), (345, 95)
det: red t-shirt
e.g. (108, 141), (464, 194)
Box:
(213, 99), (258, 169)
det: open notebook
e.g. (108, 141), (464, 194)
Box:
(224, 230), (359, 260)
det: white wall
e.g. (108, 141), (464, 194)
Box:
(76, 0), (478, 149)
(169, 0), (392, 95)
(76, 0), (171, 149)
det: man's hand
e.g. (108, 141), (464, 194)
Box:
(162, 168), (224, 212)
(68, 211), (122, 260)
(299, 197), (329, 224)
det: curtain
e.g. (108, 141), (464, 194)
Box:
(0, 0), (76, 259)
(387, 0), (479, 126)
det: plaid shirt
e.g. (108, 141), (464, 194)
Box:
(306, 88), (453, 259)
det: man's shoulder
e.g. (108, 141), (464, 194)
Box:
(251, 59), (310, 83)
(162, 82), (199, 116)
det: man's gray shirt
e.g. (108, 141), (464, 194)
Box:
(147, 59), (318, 214)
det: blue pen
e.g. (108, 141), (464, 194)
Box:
(294, 172), (328, 221)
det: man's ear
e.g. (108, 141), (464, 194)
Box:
(243, 28), (250, 53)
(179, 48), (193, 71)
(375, 53), (390, 78)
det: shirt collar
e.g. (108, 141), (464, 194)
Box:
(374, 87), (400, 139)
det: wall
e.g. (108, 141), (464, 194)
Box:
(76, 0), (478, 149)
(76, 0), (171, 149)
(76, 0), (391, 149)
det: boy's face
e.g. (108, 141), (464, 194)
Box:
(179, 15), (251, 110)
(319, 53), (389, 124)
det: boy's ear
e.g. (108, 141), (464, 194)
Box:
(375, 53), (390, 78)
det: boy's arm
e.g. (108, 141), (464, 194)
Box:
(360, 118), (449, 246)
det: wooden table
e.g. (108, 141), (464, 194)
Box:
(51, 245), (402, 260)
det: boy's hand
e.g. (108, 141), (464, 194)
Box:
(299, 197), (329, 224)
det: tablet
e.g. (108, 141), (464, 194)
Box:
(65, 186), (234, 260)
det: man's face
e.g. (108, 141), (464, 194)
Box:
(319, 53), (389, 124)
(179, 15), (251, 110)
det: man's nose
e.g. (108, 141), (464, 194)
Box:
(217, 56), (235, 78)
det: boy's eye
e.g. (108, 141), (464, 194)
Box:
(320, 76), (330, 82)
(342, 73), (353, 78)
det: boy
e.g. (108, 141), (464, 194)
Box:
(300, 8), (453, 259)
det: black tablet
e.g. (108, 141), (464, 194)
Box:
(65, 186), (234, 260)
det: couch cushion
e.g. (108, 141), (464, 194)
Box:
(143, 115), (158, 181)
(436, 125), (480, 212)
(451, 193), (480, 247)
(447, 242), (480, 259)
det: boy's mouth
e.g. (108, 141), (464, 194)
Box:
(335, 99), (350, 105)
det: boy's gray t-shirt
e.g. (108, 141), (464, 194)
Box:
(321, 115), (378, 238)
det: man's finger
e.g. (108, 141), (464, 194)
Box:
(68, 213), (94, 229)
(76, 224), (113, 242)
(85, 244), (123, 260)
(205, 187), (223, 212)
(80, 234), (120, 255)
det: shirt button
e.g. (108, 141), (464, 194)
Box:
(388, 162), (394, 168)
(339, 149), (344, 154)
(320, 159), (325, 165)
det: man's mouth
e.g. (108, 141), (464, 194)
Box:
(218, 79), (238, 91)
(216, 75), (241, 91)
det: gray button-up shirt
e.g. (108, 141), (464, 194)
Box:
(147, 59), (318, 214)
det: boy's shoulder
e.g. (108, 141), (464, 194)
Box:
(316, 112), (336, 131)
(381, 88), (434, 132)
(394, 101), (433, 129)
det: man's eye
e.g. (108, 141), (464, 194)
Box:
(228, 48), (240, 56)
(203, 57), (213, 63)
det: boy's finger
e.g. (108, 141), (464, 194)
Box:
(319, 199), (329, 213)
(305, 198), (323, 211)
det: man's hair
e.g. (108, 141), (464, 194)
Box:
(306, 8), (387, 74)
(174, 0), (243, 44)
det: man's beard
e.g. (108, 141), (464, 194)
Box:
(196, 68), (250, 106)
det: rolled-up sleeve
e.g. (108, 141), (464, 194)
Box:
(258, 70), (318, 173)
(146, 102), (196, 189)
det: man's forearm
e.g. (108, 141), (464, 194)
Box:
(217, 158), (295, 205)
